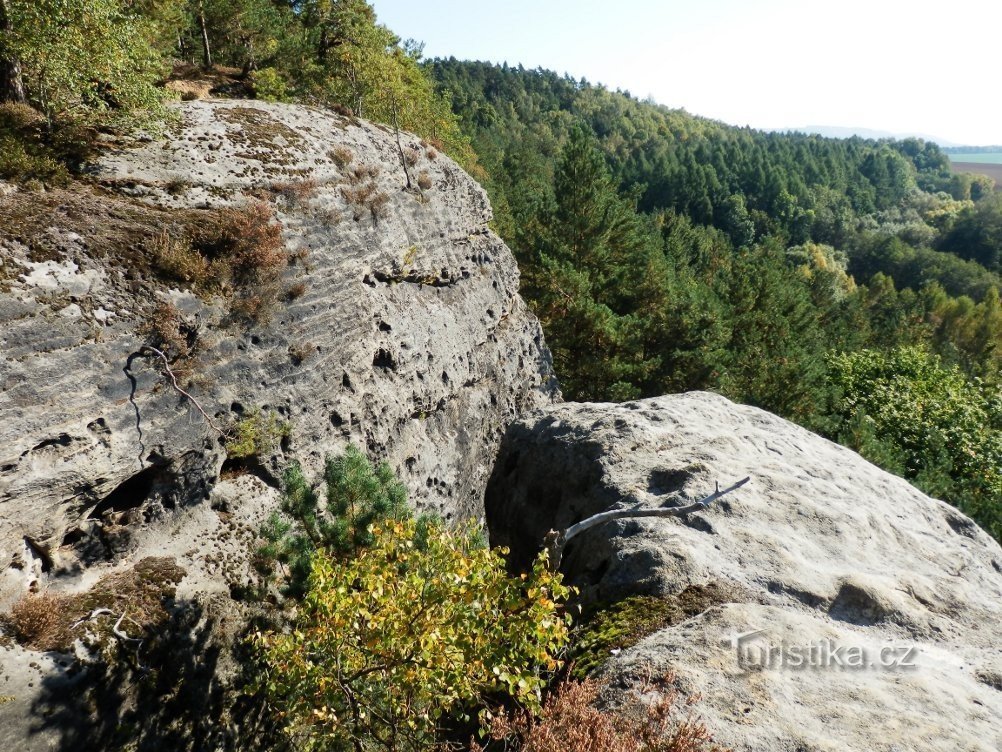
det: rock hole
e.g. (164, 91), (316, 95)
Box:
(378, 320), (392, 332)
(330, 411), (345, 428)
(31, 434), (75, 452)
(23, 536), (53, 573)
(373, 349), (396, 370)
(648, 467), (695, 496)
(944, 510), (978, 539)
(89, 464), (166, 519)
(828, 582), (889, 626)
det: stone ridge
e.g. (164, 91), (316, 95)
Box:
(0, 99), (558, 602)
(486, 392), (1002, 751)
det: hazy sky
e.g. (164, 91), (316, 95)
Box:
(370, 0), (1000, 145)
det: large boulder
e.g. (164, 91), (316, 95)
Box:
(0, 100), (556, 749)
(0, 99), (556, 595)
(486, 392), (1002, 752)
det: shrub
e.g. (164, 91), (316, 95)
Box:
(268, 179), (318, 208)
(252, 519), (571, 752)
(417, 170), (433, 191)
(0, 103), (69, 185)
(827, 346), (1002, 540)
(149, 231), (211, 289)
(329, 146), (354, 168)
(257, 445), (408, 595)
(141, 300), (192, 361)
(250, 67), (290, 103)
(475, 674), (726, 752)
(1, 558), (185, 653)
(213, 201), (286, 286)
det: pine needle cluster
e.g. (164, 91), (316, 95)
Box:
(258, 445), (408, 596)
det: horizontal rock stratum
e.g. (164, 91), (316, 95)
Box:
(0, 100), (556, 749)
(487, 392), (1002, 752)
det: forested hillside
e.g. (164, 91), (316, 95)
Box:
(0, 2), (998, 536)
(430, 60), (1002, 539)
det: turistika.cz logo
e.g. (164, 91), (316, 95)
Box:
(727, 628), (920, 672)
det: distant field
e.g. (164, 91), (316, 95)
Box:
(949, 161), (1002, 189)
(947, 153), (1002, 164)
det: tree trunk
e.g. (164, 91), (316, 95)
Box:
(0, 0), (27, 105)
(198, 4), (212, 70)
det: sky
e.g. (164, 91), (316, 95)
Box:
(370, 0), (1001, 146)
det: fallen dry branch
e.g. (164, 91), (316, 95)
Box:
(544, 477), (751, 569)
(143, 345), (223, 435)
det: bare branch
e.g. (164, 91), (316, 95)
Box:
(142, 345), (223, 435)
(544, 477), (751, 570)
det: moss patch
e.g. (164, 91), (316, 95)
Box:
(569, 582), (739, 677)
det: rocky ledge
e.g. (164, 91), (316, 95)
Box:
(0, 100), (556, 749)
(487, 392), (1002, 752)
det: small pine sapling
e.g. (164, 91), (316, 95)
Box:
(258, 445), (408, 595)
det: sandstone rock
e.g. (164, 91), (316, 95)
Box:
(0, 99), (556, 599)
(0, 100), (555, 748)
(486, 392), (1002, 752)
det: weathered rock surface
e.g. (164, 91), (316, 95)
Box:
(0, 100), (555, 748)
(487, 392), (1002, 752)
(0, 99), (555, 593)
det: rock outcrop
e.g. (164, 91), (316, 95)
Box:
(0, 100), (555, 749)
(486, 392), (1002, 752)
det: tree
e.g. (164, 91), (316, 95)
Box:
(0, 0), (26, 104)
(526, 125), (664, 400)
(1, 0), (167, 123)
(828, 346), (1002, 541)
(258, 445), (409, 596)
(253, 519), (571, 752)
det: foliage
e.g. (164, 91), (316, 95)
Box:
(226, 409), (290, 462)
(252, 518), (572, 751)
(828, 347), (1002, 539)
(258, 445), (408, 596)
(474, 675), (727, 752)
(2, 0), (169, 124)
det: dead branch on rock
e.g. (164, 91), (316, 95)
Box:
(142, 345), (223, 435)
(543, 477), (751, 570)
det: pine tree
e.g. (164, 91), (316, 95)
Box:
(259, 445), (408, 596)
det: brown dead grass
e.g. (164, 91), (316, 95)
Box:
(474, 674), (727, 752)
(2, 557), (186, 653)
(0, 185), (290, 322)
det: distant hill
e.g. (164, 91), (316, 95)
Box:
(781, 125), (957, 146)
(944, 145), (1002, 153)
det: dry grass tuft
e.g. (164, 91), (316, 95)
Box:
(150, 230), (211, 288)
(141, 300), (192, 360)
(1, 558), (186, 653)
(417, 171), (433, 191)
(329, 146), (354, 168)
(268, 178), (318, 208)
(474, 674), (727, 752)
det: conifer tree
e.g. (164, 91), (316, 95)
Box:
(259, 445), (408, 595)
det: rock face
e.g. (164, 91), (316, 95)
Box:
(0, 100), (555, 749)
(486, 392), (1002, 752)
(0, 99), (556, 598)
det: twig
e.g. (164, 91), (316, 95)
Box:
(391, 97), (413, 190)
(71, 608), (114, 629)
(544, 477), (751, 570)
(142, 345), (223, 435)
(112, 610), (143, 647)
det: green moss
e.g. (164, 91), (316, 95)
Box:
(225, 409), (291, 461)
(569, 582), (736, 677)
